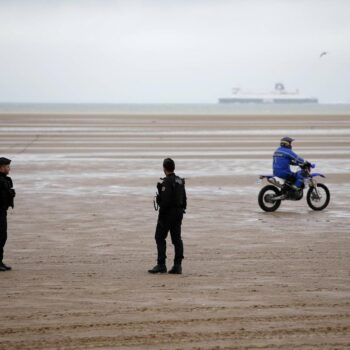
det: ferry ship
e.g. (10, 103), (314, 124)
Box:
(218, 83), (318, 104)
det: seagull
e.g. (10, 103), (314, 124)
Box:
(320, 51), (328, 58)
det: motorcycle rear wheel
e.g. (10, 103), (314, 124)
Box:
(306, 183), (330, 211)
(258, 185), (282, 212)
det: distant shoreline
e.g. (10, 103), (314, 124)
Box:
(0, 102), (350, 116)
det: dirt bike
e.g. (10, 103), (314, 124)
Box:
(258, 162), (330, 212)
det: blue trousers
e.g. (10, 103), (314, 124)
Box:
(274, 170), (304, 188)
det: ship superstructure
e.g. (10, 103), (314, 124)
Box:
(219, 83), (318, 104)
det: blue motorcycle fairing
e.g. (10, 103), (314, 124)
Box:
(311, 173), (326, 178)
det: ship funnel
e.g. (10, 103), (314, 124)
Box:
(275, 83), (285, 92)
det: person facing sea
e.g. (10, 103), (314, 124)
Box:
(148, 158), (187, 275)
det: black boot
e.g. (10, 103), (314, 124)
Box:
(168, 265), (182, 274)
(1, 263), (12, 271)
(0, 264), (6, 272)
(148, 264), (167, 274)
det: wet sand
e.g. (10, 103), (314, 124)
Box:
(0, 113), (350, 349)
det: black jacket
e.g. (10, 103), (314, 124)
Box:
(0, 173), (15, 210)
(157, 173), (187, 212)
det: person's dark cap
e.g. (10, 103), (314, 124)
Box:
(163, 158), (175, 172)
(280, 136), (294, 145)
(0, 157), (11, 166)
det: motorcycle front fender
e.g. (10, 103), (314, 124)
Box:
(311, 173), (326, 178)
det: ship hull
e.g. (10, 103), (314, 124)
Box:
(218, 98), (319, 104)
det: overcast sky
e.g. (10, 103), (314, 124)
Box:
(0, 0), (349, 103)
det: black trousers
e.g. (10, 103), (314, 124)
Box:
(0, 211), (7, 263)
(155, 209), (184, 265)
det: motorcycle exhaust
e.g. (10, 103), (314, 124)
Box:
(271, 194), (287, 201)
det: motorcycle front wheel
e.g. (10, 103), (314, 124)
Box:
(306, 183), (330, 211)
(258, 185), (281, 212)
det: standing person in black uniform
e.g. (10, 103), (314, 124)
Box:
(148, 158), (187, 275)
(0, 157), (15, 272)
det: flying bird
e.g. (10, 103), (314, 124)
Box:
(319, 51), (328, 58)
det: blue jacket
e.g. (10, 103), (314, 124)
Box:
(273, 146), (304, 176)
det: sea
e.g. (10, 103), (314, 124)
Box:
(0, 103), (349, 115)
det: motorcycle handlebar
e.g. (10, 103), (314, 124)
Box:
(300, 162), (315, 170)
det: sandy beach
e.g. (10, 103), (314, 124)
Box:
(0, 112), (349, 350)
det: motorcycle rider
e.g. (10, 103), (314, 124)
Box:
(273, 137), (309, 190)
